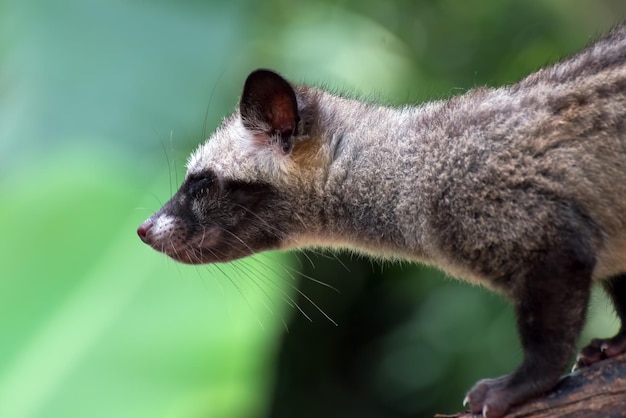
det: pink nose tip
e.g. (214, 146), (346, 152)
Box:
(137, 220), (153, 243)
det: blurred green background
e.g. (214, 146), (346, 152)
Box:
(1, 1), (625, 417)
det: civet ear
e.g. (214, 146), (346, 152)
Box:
(240, 69), (299, 154)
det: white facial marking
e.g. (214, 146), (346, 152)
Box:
(186, 115), (294, 184)
(151, 214), (183, 245)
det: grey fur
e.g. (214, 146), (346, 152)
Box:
(139, 25), (626, 417)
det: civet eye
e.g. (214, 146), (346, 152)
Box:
(187, 173), (215, 198)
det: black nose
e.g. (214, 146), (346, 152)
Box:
(137, 219), (153, 243)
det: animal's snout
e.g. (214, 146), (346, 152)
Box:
(137, 219), (154, 243)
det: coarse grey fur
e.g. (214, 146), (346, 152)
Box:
(139, 25), (626, 417)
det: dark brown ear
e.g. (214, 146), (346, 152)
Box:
(240, 69), (299, 154)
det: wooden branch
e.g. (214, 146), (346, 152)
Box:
(438, 353), (626, 417)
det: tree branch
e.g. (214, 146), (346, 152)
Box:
(439, 353), (626, 417)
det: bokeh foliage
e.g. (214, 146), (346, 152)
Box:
(1, 1), (624, 417)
